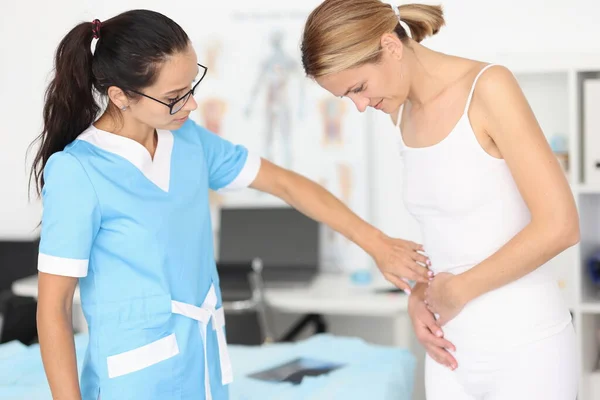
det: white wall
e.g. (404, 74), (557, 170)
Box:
(3, 0), (600, 239)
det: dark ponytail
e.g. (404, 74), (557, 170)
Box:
(30, 10), (190, 195)
(29, 22), (98, 196)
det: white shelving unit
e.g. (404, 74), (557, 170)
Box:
(494, 53), (600, 400)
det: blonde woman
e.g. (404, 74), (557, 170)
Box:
(301, 1), (579, 399)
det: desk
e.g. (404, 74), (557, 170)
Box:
(266, 273), (412, 349)
(265, 273), (409, 316)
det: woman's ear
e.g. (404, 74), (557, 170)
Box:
(107, 86), (130, 110)
(380, 33), (404, 61)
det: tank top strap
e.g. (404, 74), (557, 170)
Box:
(395, 104), (404, 129)
(463, 64), (498, 114)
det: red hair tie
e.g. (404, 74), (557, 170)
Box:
(92, 19), (102, 39)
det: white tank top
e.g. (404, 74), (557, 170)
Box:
(397, 64), (571, 352)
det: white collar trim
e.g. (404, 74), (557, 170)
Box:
(77, 126), (174, 192)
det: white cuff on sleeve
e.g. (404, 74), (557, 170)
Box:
(37, 253), (89, 277)
(219, 152), (261, 192)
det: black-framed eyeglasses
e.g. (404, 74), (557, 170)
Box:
(130, 63), (208, 115)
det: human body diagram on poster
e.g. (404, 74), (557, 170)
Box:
(244, 30), (305, 169)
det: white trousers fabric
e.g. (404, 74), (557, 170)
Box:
(425, 323), (578, 400)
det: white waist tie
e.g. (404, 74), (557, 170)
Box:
(171, 284), (233, 400)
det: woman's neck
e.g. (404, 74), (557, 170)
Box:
(404, 43), (469, 108)
(94, 112), (157, 157)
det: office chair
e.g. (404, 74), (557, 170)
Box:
(0, 239), (40, 344)
(0, 292), (38, 345)
(218, 258), (276, 345)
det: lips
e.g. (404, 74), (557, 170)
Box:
(374, 99), (383, 110)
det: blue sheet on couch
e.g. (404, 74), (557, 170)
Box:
(230, 334), (415, 400)
(0, 334), (415, 400)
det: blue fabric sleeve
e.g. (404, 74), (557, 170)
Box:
(37, 152), (101, 277)
(195, 122), (261, 191)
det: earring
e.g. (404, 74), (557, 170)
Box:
(121, 106), (127, 111)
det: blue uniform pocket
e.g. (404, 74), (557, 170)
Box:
(97, 293), (182, 399)
(100, 293), (173, 330)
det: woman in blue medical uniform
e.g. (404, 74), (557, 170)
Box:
(31, 9), (431, 400)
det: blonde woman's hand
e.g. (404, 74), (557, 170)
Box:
(425, 272), (466, 326)
(408, 292), (458, 371)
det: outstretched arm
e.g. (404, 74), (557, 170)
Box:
(249, 158), (432, 291)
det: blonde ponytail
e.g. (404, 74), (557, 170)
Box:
(398, 4), (445, 43)
(301, 1), (445, 78)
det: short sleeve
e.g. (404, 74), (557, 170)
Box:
(197, 124), (261, 191)
(37, 152), (101, 277)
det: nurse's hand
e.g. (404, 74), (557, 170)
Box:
(408, 287), (458, 371)
(424, 272), (466, 326)
(372, 234), (432, 293)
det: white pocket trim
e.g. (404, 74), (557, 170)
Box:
(107, 333), (179, 378)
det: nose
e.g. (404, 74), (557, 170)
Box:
(184, 95), (198, 112)
(348, 95), (369, 113)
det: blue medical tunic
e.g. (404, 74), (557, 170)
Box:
(37, 119), (261, 400)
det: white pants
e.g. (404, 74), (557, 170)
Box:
(425, 324), (578, 400)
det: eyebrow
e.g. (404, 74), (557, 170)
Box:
(163, 67), (201, 96)
(163, 87), (188, 97)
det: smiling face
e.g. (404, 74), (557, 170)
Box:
(314, 35), (410, 115)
